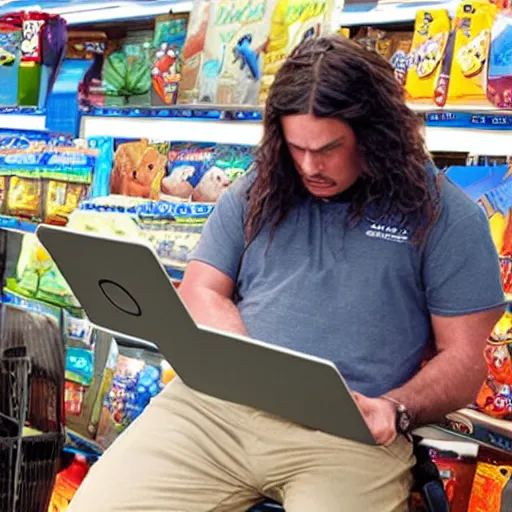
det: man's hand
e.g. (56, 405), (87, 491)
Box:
(353, 392), (397, 446)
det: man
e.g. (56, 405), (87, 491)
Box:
(69, 36), (504, 511)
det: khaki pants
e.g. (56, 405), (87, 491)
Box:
(69, 379), (414, 512)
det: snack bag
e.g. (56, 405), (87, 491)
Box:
(0, 175), (7, 213)
(66, 31), (107, 60)
(447, 0), (498, 103)
(405, 9), (451, 102)
(389, 32), (414, 86)
(197, 0), (276, 105)
(102, 31), (153, 106)
(178, 0), (211, 104)
(162, 142), (254, 202)
(468, 461), (512, 511)
(109, 139), (168, 199)
(259, 0), (334, 103)
(151, 13), (188, 106)
(45, 181), (88, 225)
(487, 10), (512, 108)
(6, 233), (80, 309)
(6, 176), (43, 220)
(0, 23), (21, 106)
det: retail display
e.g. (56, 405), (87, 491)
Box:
(0, 133), (97, 228)
(350, 1), (512, 109)
(0, 0), (512, 509)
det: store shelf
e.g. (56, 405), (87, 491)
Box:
(0, 215), (38, 234)
(339, 0), (459, 26)
(80, 106), (264, 145)
(436, 408), (512, 454)
(0, 107), (46, 131)
(425, 127), (512, 155)
(81, 104), (512, 155)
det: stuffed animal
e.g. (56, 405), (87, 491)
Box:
(191, 166), (231, 203)
(110, 140), (166, 199)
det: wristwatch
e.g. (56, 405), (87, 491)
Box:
(382, 395), (413, 438)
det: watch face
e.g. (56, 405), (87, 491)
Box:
(397, 406), (412, 434)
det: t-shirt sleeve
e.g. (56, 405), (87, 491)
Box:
(188, 188), (246, 281)
(423, 208), (505, 316)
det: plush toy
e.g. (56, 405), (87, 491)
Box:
(191, 166), (230, 203)
(110, 139), (166, 199)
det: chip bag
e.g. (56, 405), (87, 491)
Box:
(468, 461), (512, 511)
(405, 9), (451, 102)
(447, 0), (498, 103)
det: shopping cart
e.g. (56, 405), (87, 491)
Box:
(0, 346), (31, 512)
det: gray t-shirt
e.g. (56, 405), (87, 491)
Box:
(190, 171), (505, 397)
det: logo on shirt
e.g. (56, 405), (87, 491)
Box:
(365, 222), (409, 243)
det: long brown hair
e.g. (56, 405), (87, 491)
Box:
(247, 35), (439, 245)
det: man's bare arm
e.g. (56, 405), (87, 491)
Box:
(387, 307), (504, 426)
(178, 260), (248, 336)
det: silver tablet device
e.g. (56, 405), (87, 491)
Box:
(37, 225), (375, 445)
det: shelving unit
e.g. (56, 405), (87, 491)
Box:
(80, 104), (512, 156)
(0, 108), (46, 131)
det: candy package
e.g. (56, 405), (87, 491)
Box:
(447, 0), (498, 104)
(259, 0), (334, 103)
(151, 13), (188, 106)
(405, 9), (451, 102)
(487, 9), (512, 109)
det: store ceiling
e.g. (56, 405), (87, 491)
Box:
(0, 0), (192, 24)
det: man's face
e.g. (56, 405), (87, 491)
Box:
(281, 114), (361, 198)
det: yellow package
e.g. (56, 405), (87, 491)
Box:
(6, 176), (42, 220)
(448, 0), (498, 103)
(0, 176), (7, 213)
(405, 9), (451, 102)
(259, 0), (334, 103)
(339, 27), (350, 39)
(468, 462), (512, 511)
(45, 180), (88, 225)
